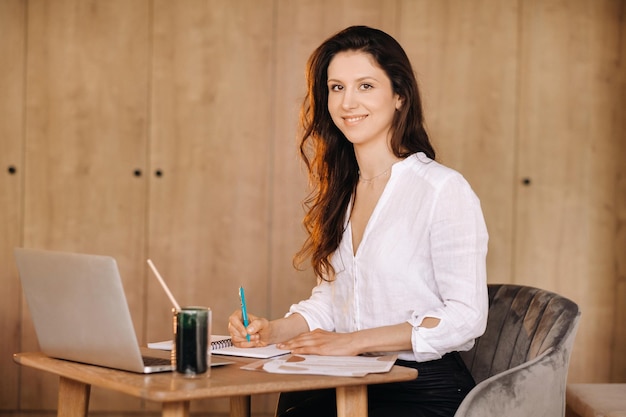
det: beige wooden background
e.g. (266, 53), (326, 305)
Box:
(0, 0), (624, 415)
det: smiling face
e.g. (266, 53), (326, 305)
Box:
(326, 50), (402, 149)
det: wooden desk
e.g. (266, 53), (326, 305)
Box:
(14, 352), (417, 417)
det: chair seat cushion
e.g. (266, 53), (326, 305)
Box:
(566, 384), (626, 417)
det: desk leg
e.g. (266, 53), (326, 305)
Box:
(230, 395), (251, 417)
(336, 385), (367, 417)
(57, 376), (90, 417)
(162, 401), (190, 417)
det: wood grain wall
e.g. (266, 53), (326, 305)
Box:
(0, 0), (624, 414)
(0, 0), (25, 410)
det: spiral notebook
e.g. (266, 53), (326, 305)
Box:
(149, 335), (289, 359)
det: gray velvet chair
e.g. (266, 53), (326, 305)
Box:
(455, 284), (581, 417)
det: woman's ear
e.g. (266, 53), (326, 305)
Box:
(395, 96), (403, 111)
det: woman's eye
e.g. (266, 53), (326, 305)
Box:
(329, 84), (343, 92)
(360, 83), (373, 90)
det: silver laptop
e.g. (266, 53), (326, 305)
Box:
(15, 248), (228, 373)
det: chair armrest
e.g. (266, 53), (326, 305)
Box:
(454, 347), (570, 417)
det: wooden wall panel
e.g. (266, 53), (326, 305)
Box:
(0, 0), (25, 410)
(397, 0), (519, 288)
(615, 135), (626, 381)
(516, 0), (624, 382)
(148, 0), (275, 413)
(147, 0), (274, 342)
(610, 1), (626, 383)
(270, 0), (399, 322)
(22, 0), (150, 410)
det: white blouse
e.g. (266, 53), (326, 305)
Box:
(288, 153), (489, 362)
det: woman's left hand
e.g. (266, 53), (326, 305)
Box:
(277, 329), (360, 356)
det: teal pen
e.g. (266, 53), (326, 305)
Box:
(239, 286), (250, 342)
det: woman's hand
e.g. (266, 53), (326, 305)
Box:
(276, 322), (415, 356)
(227, 310), (271, 348)
(277, 329), (360, 356)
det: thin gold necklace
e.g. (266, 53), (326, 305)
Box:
(358, 166), (392, 182)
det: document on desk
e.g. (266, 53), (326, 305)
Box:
(241, 354), (398, 377)
(148, 336), (290, 359)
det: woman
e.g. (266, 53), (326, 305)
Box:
(228, 25), (489, 417)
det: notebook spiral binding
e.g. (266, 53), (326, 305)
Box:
(211, 338), (233, 350)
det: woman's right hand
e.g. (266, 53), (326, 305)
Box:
(227, 309), (271, 347)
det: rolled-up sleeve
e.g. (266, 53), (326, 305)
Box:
(407, 174), (489, 361)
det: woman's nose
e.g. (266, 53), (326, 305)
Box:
(341, 90), (357, 109)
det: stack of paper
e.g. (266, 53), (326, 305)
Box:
(242, 354), (398, 377)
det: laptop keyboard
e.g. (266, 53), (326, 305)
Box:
(143, 356), (171, 366)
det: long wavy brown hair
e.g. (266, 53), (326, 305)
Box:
(294, 26), (436, 281)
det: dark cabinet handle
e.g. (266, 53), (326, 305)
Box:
(132, 169), (163, 177)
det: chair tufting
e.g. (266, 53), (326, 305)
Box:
(455, 284), (581, 417)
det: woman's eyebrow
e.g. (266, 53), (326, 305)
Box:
(327, 76), (379, 84)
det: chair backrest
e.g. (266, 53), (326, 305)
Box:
(460, 284), (580, 384)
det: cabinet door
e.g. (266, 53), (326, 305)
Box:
(516, 0), (625, 382)
(147, 1), (275, 414)
(0, 0), (26, 410)
(398, 0), (519, 284)
(269, 0), (400, 321)
(22, 0), (150, 410)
